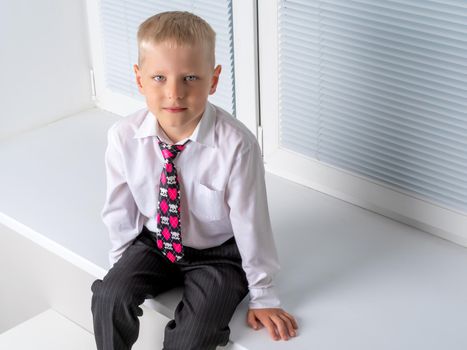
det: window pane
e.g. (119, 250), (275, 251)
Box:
(278, 0), (467, 213)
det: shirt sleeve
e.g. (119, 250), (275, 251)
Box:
(226, 139), (282, 309)
(101, 124), (144, 268)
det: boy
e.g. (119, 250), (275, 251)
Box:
(91, 11), (298, 350)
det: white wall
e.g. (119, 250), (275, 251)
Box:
(0, 0), (94, 141)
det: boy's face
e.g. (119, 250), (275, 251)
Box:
(133, 41), (221, 130)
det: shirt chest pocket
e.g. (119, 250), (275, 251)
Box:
(190, 182), (228, 221)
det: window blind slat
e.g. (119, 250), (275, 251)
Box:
(318, 65), (467, 111)
(343, 0), (467, 22)
(321, 42), (467, 82)
(321, 1), (467, 37)
(321, 100), (467, 142)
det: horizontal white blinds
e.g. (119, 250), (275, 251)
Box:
(99, 0), (236, 115)
(278, 0), (467, 213)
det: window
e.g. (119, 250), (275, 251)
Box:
(259, 0), (467, 242)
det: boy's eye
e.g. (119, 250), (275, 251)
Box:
(185, 75), (198, 81)
(152, 75), (165, 82)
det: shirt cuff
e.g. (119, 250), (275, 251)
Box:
(248, 287), (281, 309)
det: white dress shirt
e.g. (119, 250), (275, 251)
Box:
(101, 101), (281, 309)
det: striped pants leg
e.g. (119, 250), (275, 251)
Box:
(91, 227), (249, 350)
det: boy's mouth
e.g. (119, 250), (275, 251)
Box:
(163, 107), (188, 113)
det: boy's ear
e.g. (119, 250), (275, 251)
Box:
(133, 64), (144, 93)
(209, 64), (222, 95)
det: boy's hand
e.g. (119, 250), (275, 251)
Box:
(247, 308), (298, 341)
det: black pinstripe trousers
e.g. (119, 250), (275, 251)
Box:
(91, 226), (249, 350)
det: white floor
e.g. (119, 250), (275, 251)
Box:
(1, 107), (467, 349)
(0, 309), (95, 350)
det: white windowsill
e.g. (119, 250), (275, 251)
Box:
(1, 107), (467, 350)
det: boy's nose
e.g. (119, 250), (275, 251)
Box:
(166, 81), (185, 100)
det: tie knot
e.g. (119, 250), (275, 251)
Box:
(157, 137), (190, 161)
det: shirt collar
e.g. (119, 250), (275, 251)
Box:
(133, 101), (216, 148)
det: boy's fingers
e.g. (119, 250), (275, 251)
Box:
(271, 315), (289, 340)
(263, 318), (280, 340)
(247, 312), (258, 329)
(278, 313), (296, 337)
(283, 311), (299, 329)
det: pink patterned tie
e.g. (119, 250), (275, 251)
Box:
(155, 136), (190, 263)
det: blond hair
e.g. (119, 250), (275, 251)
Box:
(137, 11), (216, 67)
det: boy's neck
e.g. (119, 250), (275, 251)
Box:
(157, 115), (202, 144)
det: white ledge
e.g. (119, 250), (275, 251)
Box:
(1, 107), (467, 349)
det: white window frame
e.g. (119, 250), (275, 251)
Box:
(257, 0), (467, 246)
(84, 0), (259, 137)
(231, 0), (260, 137)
